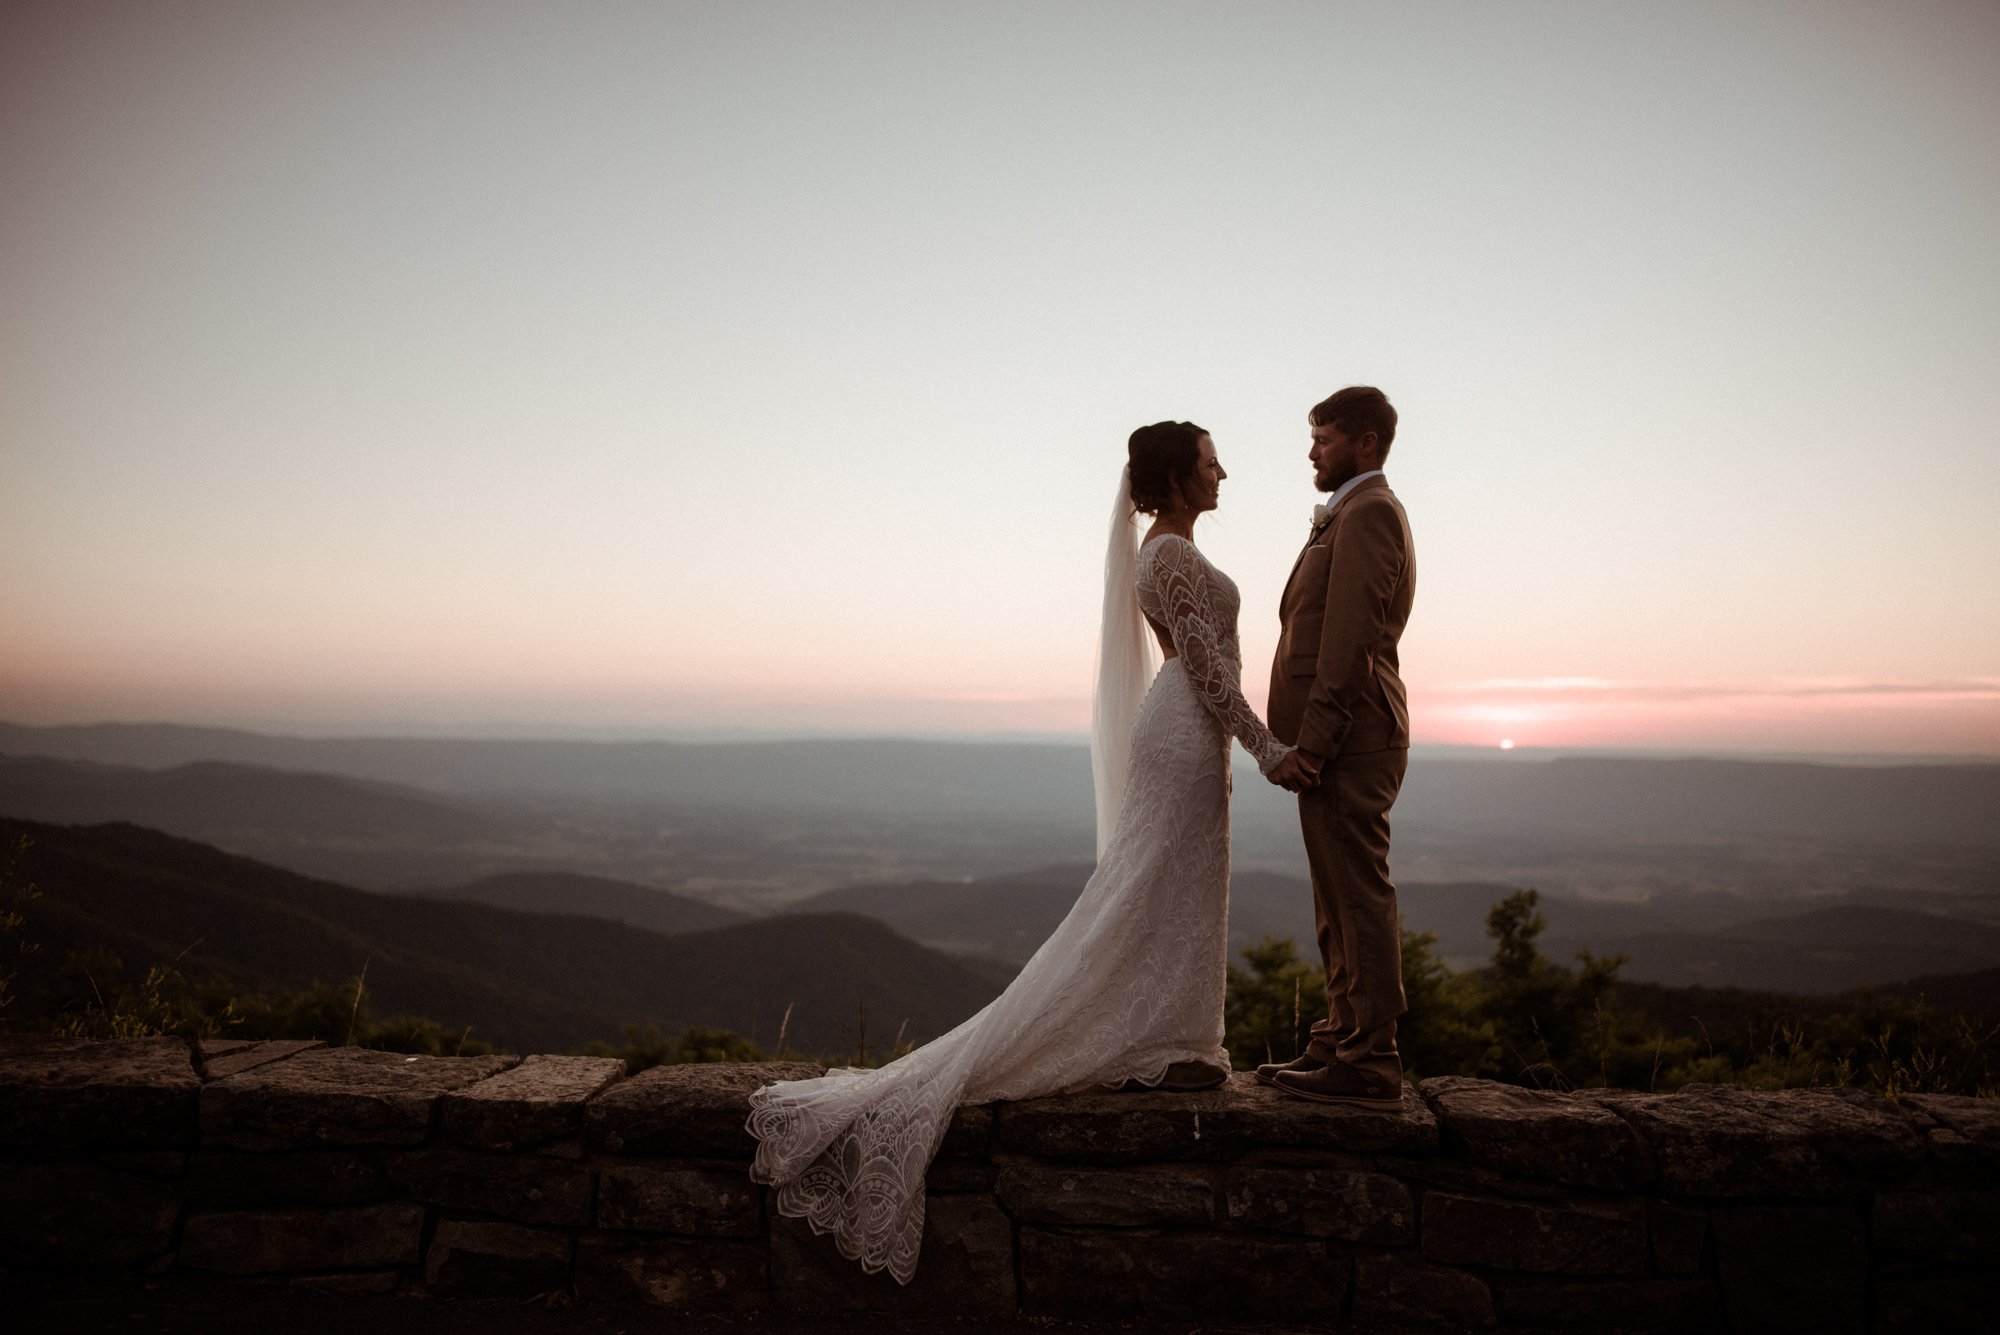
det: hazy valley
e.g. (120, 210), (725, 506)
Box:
(3, 721), (1998, 1052)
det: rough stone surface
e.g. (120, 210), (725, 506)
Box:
(1904, 1093), (2000, 1184)
(1225, 1165), (1415, 1243)
(0, 1161), (180, 1266)
(198, 1040), (324, 1082)
(199, 1048), (516, 1150)
(1497, 1278), (1723, 1331)
(0, 1036), (200, 1149)
(424, 1219), (572, 1297)
(1876, 1276), (1995, 1334)
(1422, 1192), (1648, 1274)
(1871, 1189), (2000, 1257)
(440, 1054), (625, 1151)
(1593, 1084), (1923, 1198)
(1713, 1204), (1868, 1334)
(1019, 1225), (1343, 1322)
(186, 1149), (392, 1206)
(388, 1145), (593, 1226)
(597, 1162), (759, 1236)
(178, 1202), (426, 1273)
(1648, 1199), (1709, 1274)
(997, 1072), (1437, 1162)
(769, 1193), (1015, 1315)
(925, 1158), (996, 1193)
(574, 1233), (767, 1311)
(938, 1102), (993, 1158)
(1423, 1075), (1653, 1190)
(1352, 1251), (1497, 1329)
(584, 1061), (822, 1157)
(287, 1270), (401, 1294)
(996, 1163), (1215, 1226)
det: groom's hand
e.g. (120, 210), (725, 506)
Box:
(1268, 751), (1321, 792)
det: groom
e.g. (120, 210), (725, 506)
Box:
(1260, 386), (1416, 1110)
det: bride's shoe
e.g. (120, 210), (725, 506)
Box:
(1117, 1060), (1229, 1093)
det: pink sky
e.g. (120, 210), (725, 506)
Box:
(3, 3), (1996, 756)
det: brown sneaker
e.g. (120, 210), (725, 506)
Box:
(1270, 1061), (1403, 1110)
(1254, 1052), (1327, 1087)
(1117, 1060), (1229, 1093)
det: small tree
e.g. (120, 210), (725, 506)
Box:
(1480, 889), (1631, 1088)
(1224, 936), (1323, 1069)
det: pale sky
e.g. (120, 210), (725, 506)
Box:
(4, 1), (1998, 753)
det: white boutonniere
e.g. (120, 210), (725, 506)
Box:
(1311, 502), (1334, 532)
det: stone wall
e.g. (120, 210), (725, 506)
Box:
(2, 1036), (1995, 1330)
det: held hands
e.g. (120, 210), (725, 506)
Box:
(1267, 749), (1322, 793)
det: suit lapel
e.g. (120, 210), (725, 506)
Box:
(1280, 475), (1391, 606)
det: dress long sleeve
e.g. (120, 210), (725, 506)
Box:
(1137, 536), (1292, 774)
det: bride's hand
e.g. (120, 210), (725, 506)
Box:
(1267, 750), (1320, 792)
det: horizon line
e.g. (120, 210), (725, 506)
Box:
(1, 717), (1994, 768)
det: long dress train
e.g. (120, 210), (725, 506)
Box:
(745, 533), (1289, 1283)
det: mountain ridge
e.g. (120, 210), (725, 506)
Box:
(1, 817), (1010, 1054)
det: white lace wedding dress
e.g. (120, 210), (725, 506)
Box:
(746, 533), (1289, 1283)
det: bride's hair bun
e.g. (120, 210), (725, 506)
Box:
(1127, 421), (1208, 516)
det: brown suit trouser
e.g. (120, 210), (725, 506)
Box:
(1298, 748), (1408, 1081)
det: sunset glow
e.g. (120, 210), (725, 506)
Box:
(3, 3), (1996, 755)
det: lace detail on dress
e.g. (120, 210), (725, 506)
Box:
(1136, 535), (1292, 774)
(747, 535), (1279, 1284)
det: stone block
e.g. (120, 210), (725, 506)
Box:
(440, 1054), (625, 1151)
(178, 1201), (426, 1273)
(1225, 1165), (1414, 1243)
(94, 1150), (185, 1177)
(0, 1161), (179, 1267)
(770, 1193), (1014, 1315)
(1591, 1084), (1923, 1199)
(199, 1048), (516, 1150)
(585, 1060), (822, 1158)
(574, 1232), (767, 1311)
(938, 1101), (993, 1158)
(289, 1270), (401, 1293)
(996, 1071), (1436, 1162)
(997, 1163), (1214, 1226)
(186, 1149), (391, 1207)
(1713, 1204), (1867, 1334)
(1872, 1189), (2000, 1258)
(198, 1040), (324, 1081)
(388, 1145), (593, 1226)
(1421, 1192), (1647, 1274)
(1903, 1093), (2000, 1184)
(1498, 1278), (1722, 1331)
(925, 1158), (995, 1193)
(1876, 1277), (1996, 1334)
(0, 1036), (199, 1150)
(1019, 1225), (1341, 1322)
(1422, 1076), (1653, 1190)
(1648, 1200), (1708, 1274)
(1352, 1251), (1496, 1329)
(424, 1219), (572, 1297)
(597, 1163), (759, 1236)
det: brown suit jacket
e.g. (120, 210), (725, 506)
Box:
(1267, 474), (1415, 760)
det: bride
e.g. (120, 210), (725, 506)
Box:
(746, 420), (1315, 1283)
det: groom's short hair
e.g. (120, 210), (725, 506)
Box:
(1310, 387), (1397, 455)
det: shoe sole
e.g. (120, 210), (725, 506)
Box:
(1270, 1082), (1402, 1110)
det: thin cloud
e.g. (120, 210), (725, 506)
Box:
(1428, 677), (2000, 704)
